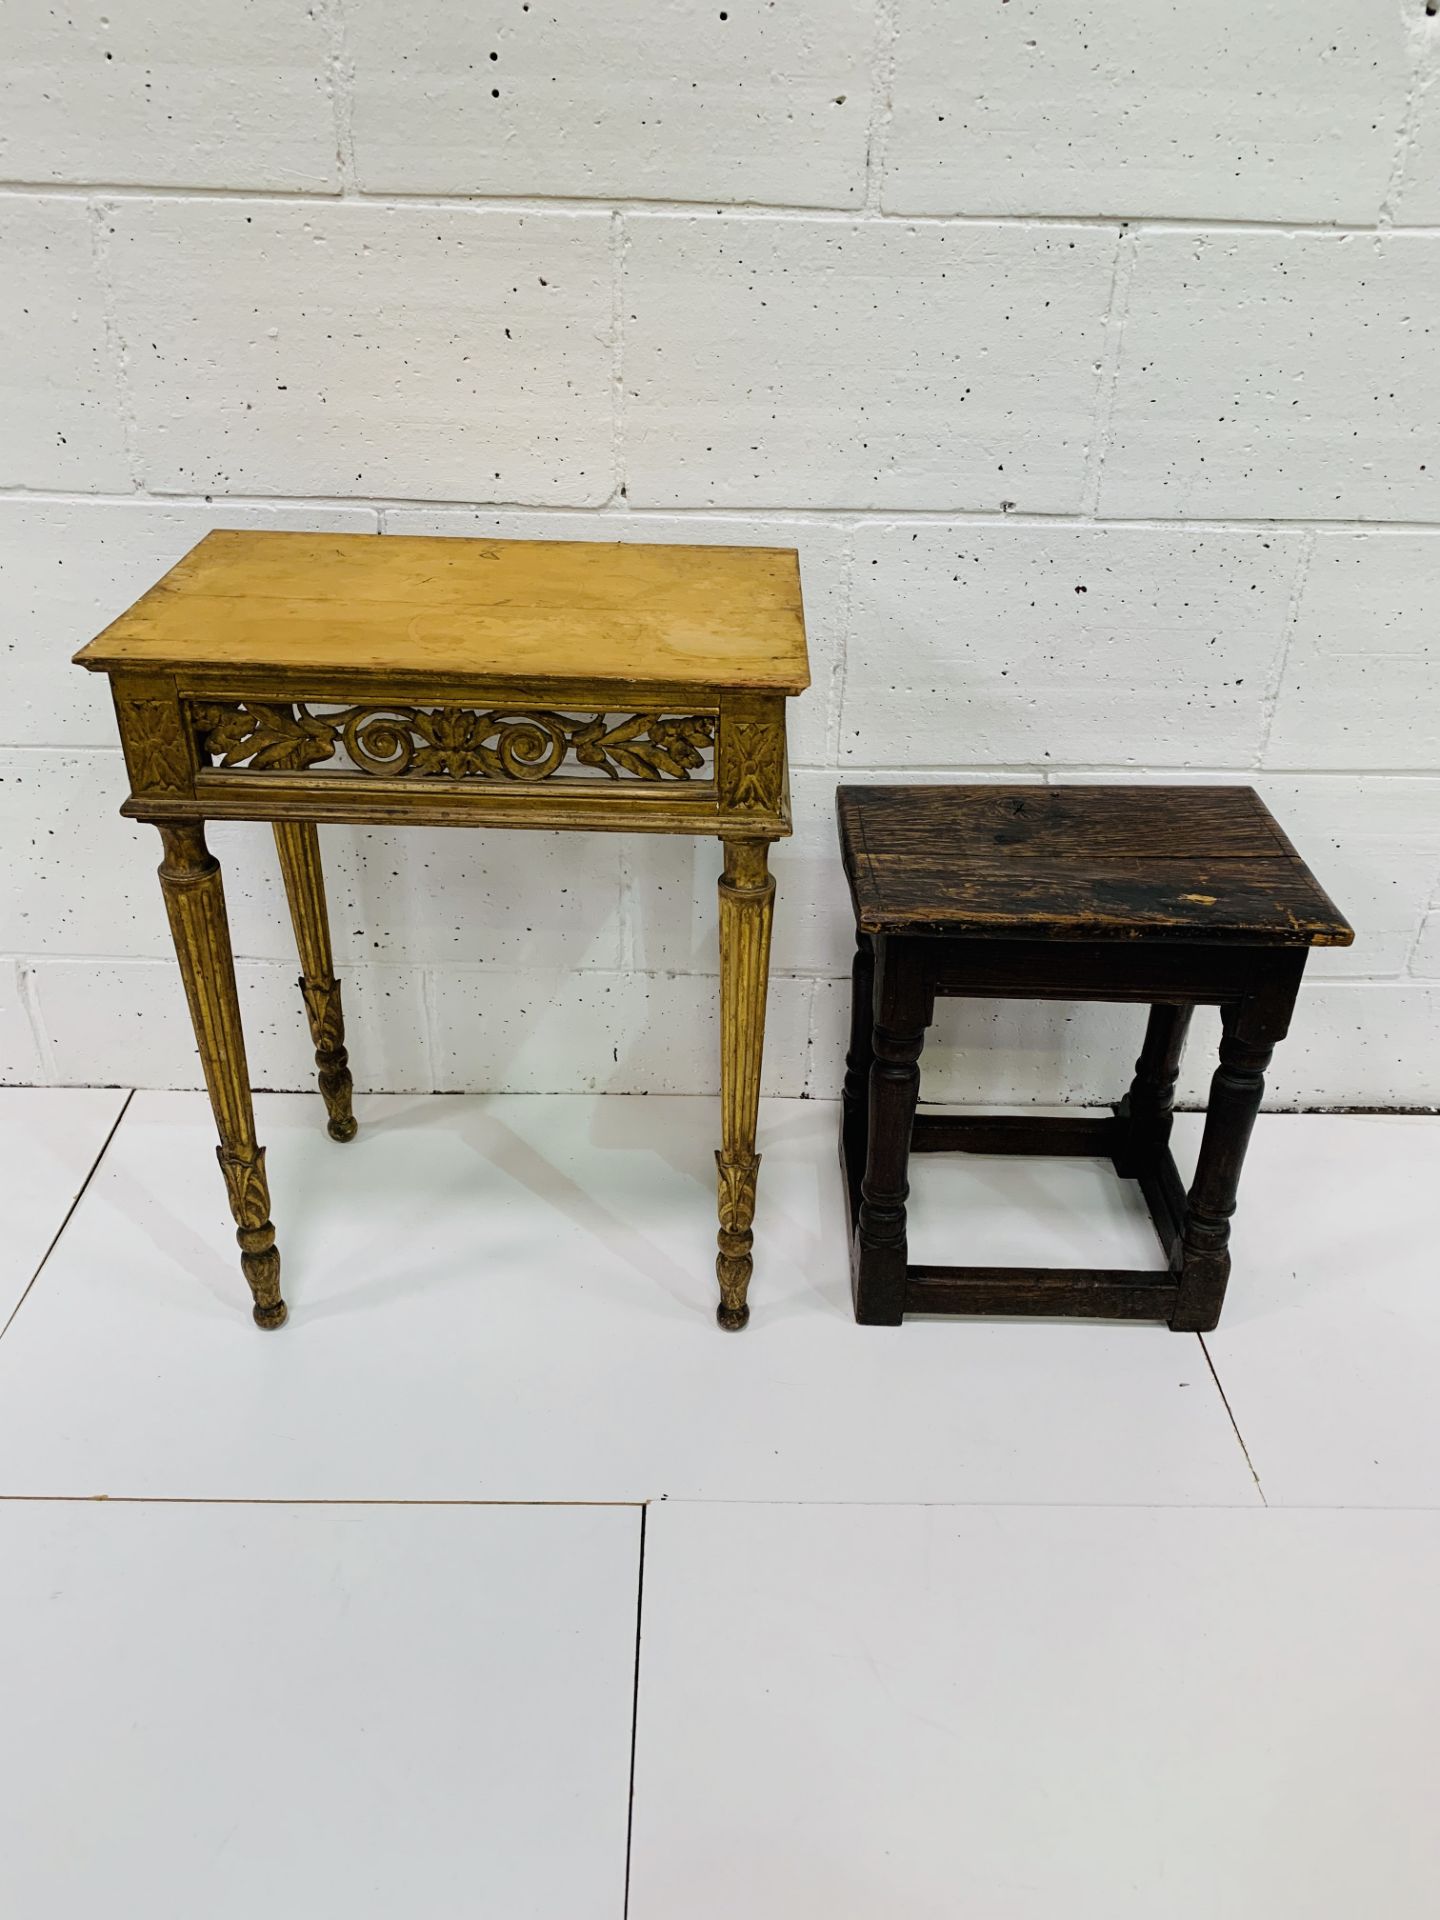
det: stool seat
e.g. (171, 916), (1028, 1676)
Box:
(836, 782), (1352, 1335)
(838, 784), (1352, 946)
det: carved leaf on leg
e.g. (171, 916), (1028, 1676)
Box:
(715, 1151), (761, 1328)
(216, 1144), (284, 1325)
(299, 977), (357, 1143)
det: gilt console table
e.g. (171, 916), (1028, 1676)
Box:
(75, 531), (809, 1331)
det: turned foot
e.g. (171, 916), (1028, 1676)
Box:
(220, 1144), (288, 1330)
(715, 1151), (759, 1331)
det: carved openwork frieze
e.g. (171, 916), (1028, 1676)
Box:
(190, 701), (718, 784)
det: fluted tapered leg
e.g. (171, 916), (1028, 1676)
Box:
(715, 837), (775, 1331)
(1113, 1002), (1193, 1176)
(157, 822), (285, 1329)
(1170, 1009), (1273, 1333)
(273, 820), (356, 1143)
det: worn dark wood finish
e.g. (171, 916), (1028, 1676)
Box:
(911, 1112), (1122, 1157)
(905, 1268), (1181, 1320)
(839, 784), (1352, 945)
(852, 939), (932, 1325)
(1135, 1149), (1189, 1261)
(838, 782), (1352, 1332)
(1169, 1011), (1278, 1332)
(1112, 1002), (1192, 1177)
(840, 931), (875, 1200)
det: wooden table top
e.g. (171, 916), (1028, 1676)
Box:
(838, 784), (1354, 946)
(74, 530), (811, 693)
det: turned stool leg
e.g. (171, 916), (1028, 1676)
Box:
(273, 821), (357, 1143)
(840, 930), (875, 1205)
(715, 837), (775, 1331)
(1113, 1003), (1193, 1176)
(1170, 1006), (1274, 1333)
(157, 822), (286, 1329)
(853, 939), (928, 1326)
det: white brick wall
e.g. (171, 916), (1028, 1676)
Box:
(882, 1), (1412, 222)
(3, 1), (1438, 1109)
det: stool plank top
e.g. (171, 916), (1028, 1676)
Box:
(75, 529), (810, 694)
(837, 784), (1353, 947)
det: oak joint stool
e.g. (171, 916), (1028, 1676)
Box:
(76, 531), (809, 1331)
(837, 784), (1352, 1333)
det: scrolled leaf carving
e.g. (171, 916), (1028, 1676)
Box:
(191, 702), (717, 784)
(193, 702), (339, 772)
(340, 708), (420, 776)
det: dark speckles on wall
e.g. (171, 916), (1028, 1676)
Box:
(2, 7), (1435, 1103)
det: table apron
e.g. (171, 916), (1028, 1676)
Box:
(122, 774), (791, 837)
(903, 936), (1308, 1007)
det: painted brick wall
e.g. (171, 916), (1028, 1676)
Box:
(3, 0), (1439, 1108)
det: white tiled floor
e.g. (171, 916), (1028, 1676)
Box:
(0, 1088), (1436, 1916)
(0, 1091), (1252, 1505)
(0, 1086), (127, 1324)
(0, 1498), (639, 1918)
(630, 1502), (1440, 1920)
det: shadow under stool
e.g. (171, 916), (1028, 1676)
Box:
(837, 784), (1352, 1333)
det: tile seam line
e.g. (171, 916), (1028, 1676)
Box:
(5, 1496), (1439, 1512)
(3, 1097), (1432, 1118)
(0, 1088), (134, 1346)
(14, 1092), (1435, 1113)
(1199, 1333), (1268, 1505)
(494, 1497), (1307, 1512)
(518, 1497), (1440, 1514)
(7, 490), (1440, 533)
(3, 182), (1440, 231)
(622, 1502), (648, 1920)
(0, 1493), (646, 1507)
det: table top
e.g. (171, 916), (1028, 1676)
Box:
(74, 531), (811, 694)
(837, 784), (1354, 946)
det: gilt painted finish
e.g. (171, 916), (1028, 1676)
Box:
(76, 531), (808, 1330)
(74, 529), (811, 692)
